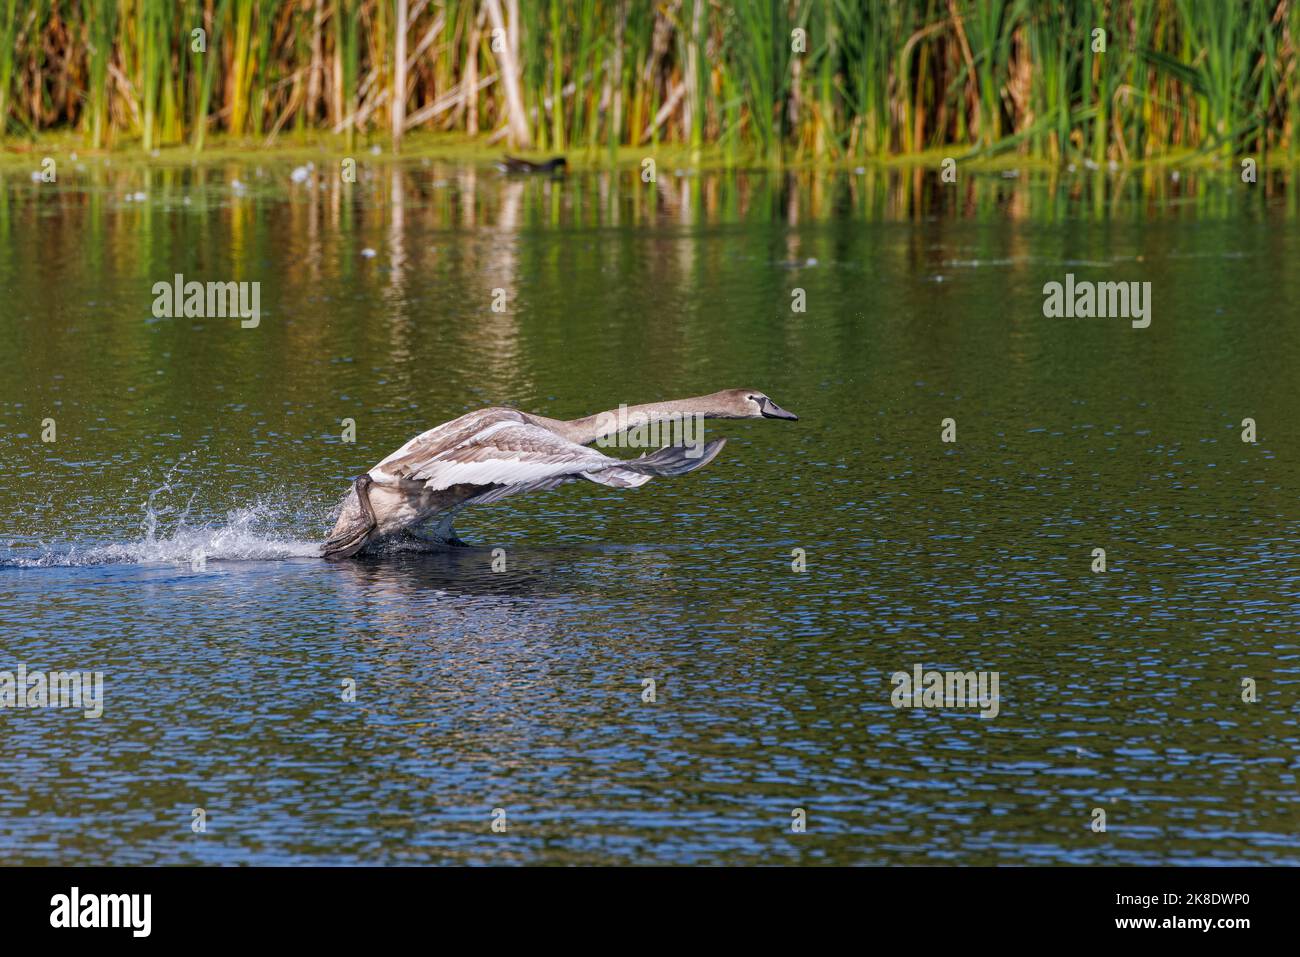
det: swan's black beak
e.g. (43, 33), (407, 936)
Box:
(760, 397), (798, 421)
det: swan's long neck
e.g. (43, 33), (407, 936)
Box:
(555, 395), (725, 445)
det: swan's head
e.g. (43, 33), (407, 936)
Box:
(716, 389), (799, 421)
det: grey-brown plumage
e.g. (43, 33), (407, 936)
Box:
(322, 389), (797, 559)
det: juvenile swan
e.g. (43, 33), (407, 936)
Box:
(322, 389), (798, 559)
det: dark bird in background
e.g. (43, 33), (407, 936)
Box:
(497, 155), (568, 175)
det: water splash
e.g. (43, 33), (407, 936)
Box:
(3, 504), (321, 567)
(1, 460), (322, 567)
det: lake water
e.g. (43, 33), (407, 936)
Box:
(1, 159), (1297, 864)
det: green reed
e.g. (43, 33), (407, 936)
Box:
(0, 0), (1295, 166)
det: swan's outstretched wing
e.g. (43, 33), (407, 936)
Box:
(369, 407), (724, 504)
(372, 409), (644, 491)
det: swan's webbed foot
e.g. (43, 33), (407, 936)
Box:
(397, 529), (472, 549)
(321, 475), (378, 560)
(401, 512), (471, 548)
(433, 512), (471, 547)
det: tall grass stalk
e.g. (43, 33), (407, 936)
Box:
(0, 0), (1293, 166)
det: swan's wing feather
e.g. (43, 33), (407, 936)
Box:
(371, 408), (530, 481)
(460, 463), (659, 506)
(377, 418), (640, 492)
(459, 475), (576, 505)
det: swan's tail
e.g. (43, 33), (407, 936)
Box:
(621, 438), (727, 476)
